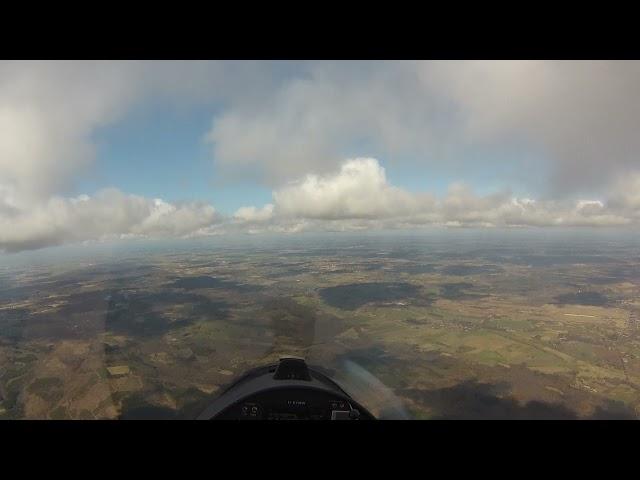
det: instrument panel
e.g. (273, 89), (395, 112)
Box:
(212, 387), (363, 420)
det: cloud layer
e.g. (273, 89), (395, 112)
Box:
(2, 61), (640, 252)
(0, 189), (218, 253)
(231, 158), (639, 234)
(3, 157), (640, 252)
(208, 61), (640, 194)
(4, 60), (640, 198)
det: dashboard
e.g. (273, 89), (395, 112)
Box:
(212, 386), (361, 420)
(197, 357), (375, 420)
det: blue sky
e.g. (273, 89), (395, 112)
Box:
(85, 102), (274, 213)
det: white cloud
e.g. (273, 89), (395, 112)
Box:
(2, 157), (640, 253)
(234, 158), (640, 233)
(0, 62), (134, 204)
(233, 204), (274, 223)
(0, 188), (219, 253)
(4, 60), (640, 199)
(606, 174), (640, 214)
(272, 158), (432, 220)
(421, 60), (640, 195)
(4, 60), (640, 202)
(0, 60), (280, 205)
(207, 61), (640, 195)
(207, 61), (446, 183)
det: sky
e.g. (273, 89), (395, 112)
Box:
(1, 60), (640, 253)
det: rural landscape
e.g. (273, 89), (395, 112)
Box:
(1, 230), (639, 419)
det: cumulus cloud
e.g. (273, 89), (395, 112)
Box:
(5, 60), (640, 196)
(207, 61), (446, 183)
(233, 204), (274, 223)
(0, 60), (283, 204)
(4, 61), (640, 200)
(423, 60), (640, 195)
(207, 61), (640, 194)
(0, 61), (138, 204)
(272, 158), (432, 220)
(606, 174), (640, 214)
(0, 189), (219, 253)
(3, 157), (640, 253)
(0, 60), (277, 252)
(233, 158), (639, 233)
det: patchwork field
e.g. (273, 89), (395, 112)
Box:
(1, 232), (640, 419)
